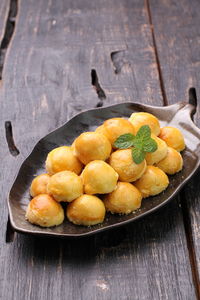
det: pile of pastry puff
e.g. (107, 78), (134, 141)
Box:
(25, 112), (185, 228)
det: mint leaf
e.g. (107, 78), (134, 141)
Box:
(114, 133), (135, 149)
(143, 138), (158, 153)
(132, 148), (145, 164)
(132, 139), (143, 149)
(135, 125), (151, 143)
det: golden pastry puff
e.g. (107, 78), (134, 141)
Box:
(103, 182), (142, 214)
(96, 118), (135, 147)
(81, 160), (118, 194)
(71, 139), (76, 152)
(129, 112), (160, 136)
(109, 149), (146, 182)
(134, 166), (169, 198)
(145, 134), (168, 165)
(30, 174), (50, 197)
(159, 126), (185, 152)
(156, 147), (183, 175)
(95, 124), (107, 136)
(47, 171), (83, 202)
(74, 132), (111, 165)
(45, 146), (83, 175)
(25, 194), (64, 227)
(67, 194), (106, 226)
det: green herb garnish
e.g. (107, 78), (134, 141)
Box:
(114, 133), (135, 149)
(114, 125), (157, 164)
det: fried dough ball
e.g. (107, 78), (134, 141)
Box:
(81, 160), (118, 194)
(25, 194), (64, 227)
(103, 182), (142, 214)
(129, 112), (160, 136)
(45, 146), (83, 175)
(145, 134), (168, 165)
(134, 166), (169, 198)
(74, 132), (111, 165)
(47, 171), (83, 202)
(159, 126), (185, 152)
(156, 147), (183, 175)
(71, 139), (76, 152)
(30, 174), (50, 197)
(95, 124), (107, 136)
(67, 194), (106, 226)
(96, 118), (135, 147)
(109, 149), (146, 182)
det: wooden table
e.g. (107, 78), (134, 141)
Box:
(1, 0), (200, 299)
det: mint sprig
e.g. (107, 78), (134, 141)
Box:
(114, 125), (158, 164)
(114, 133), (135, 149)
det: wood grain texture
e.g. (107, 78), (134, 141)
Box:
(0, 0), (197, 299)
(0, 0), (17, 79)
(149, 0), (200, 288)
(0, 0), (9, 43)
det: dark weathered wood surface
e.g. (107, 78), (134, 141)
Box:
(150, 0), (200, 292)
(0, 0), (9, 41)
(0, 0), (13, 240)
(0, 0), (199, 299)
(0, 0), (9, 80)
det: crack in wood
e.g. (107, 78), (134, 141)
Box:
(5, 121), (20, 156)
(110, 50), (129, 74)
(91, 69), (106, 107)
(188, 87), (197, 120)
(189, 87), (197, 108)
(0, 0), (18, 80)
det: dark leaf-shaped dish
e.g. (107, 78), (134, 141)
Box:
(8, 96), (200, 238)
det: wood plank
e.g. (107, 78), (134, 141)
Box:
(149, 0), (200, 290)
(0, 0), (9, 42)
(0, 0), (15, 236)
(0, 0), (196, 299)
(0, 0), (9, 79)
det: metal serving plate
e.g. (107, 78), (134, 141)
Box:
(7, 94), (200, 238)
